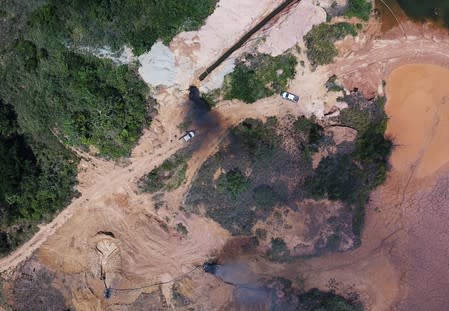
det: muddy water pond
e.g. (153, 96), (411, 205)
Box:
(385, 64), (449, 178)
(376, 0), (449, 30)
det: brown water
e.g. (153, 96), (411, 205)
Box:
(375, 0), (408, 32)
(385, 64), (449, 178)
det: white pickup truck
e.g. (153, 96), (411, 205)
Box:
(280, 91), (299, 103)
(180, 131), (195, 142)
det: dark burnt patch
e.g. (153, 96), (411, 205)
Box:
(179, 86), (224, 150)
(7, 264), (70, 311)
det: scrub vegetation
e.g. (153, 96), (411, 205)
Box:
(297, 288), (363, 311)
(187, 117), (310, 235)
(267, 237), (294, 263)
(266, 277), (363, 310)
(309, 95), (392, 238)
(139, 153), (189, 193)
(223, 53), (297, 103)
(188, 94), (391, 249)
(305, 23), (357, 65)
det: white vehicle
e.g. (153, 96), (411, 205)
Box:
(280, 91), (299, 103)
(180, 130), (195, 142)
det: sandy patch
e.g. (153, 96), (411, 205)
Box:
(257, 0), (326, 56)
(138, 0), (332, 90)
(79, 45), (137, 64)
(200, 57), (235, 92)
(386, 64), (449, 178)
(138, 41), (179, 86)
(137, 0), (286, 88)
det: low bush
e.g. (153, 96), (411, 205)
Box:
(224, 53), (297, 103)
(186, 117), (311, 236)
(231, 118), (279, 158)
(176, 223), (188, 236)
(202, 89), (221, 109)
(325, 75), (344, 92)
(217, 169), (251, 199)
(305, 23), (357, 65)
(267, 238), (293, 263)
(345, 0), (372, 21)
(298, 288), (363, 311)
(293, 116), (324, 150)
(140, 154), (188, 193)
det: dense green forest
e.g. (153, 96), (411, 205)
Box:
(0, 0), (216, 255)
(26, 0), (218, 55)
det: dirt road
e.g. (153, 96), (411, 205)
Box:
(331, 20), (449, 97)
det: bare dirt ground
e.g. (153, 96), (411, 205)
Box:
(332, 19), (449, 97)
(3, 1), (449, 310)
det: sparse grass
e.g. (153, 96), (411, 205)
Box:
(172, 282), (189, 308)
(305, 23), (357, 65)
(139, 153), (189, 193)
(177, 119), (192, 132)
(0, 277), (9, 310)
(223, 53), (297, 103)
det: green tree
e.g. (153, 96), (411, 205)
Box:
(217, 169), (251, 199)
